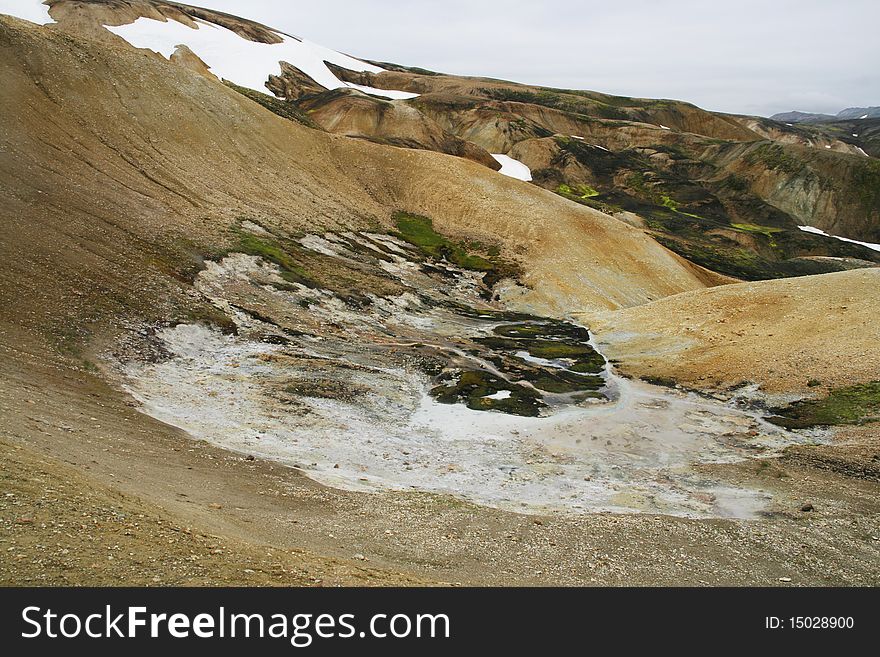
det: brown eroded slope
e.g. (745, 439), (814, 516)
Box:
(585, 269), (880, 394)
(46, 0), (285, 44)
(295, 88), (500, 169)
(332, 65), (762, 143)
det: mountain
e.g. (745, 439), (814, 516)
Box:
(806, 117), (880, 158)
(1, 1), (879, 586)
(771, 106), (880, 123)
(16, 1), (879, 259)
(769, 110), (837, 124)
(836, 106), (880, 120)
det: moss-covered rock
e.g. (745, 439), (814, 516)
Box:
(431, 370), (545, 417)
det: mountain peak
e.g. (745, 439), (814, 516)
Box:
(771, 106), (880, 123)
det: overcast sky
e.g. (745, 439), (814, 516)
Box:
(202, 0), (877, 117)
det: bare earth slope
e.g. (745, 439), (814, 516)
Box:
(295, 88), (501, 170)
(0, 435), (428, 586)
(587, 269), (880, 395)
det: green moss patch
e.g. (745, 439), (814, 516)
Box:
(391, 212), (522, 291)
(527, 370), (605, 395)
(475, 321), (606, 393)
(440, 302), (536, 323)
(229, 223), (408, 302)
(557, 183), (599, 200)
(657, 194), (701, 218)
(484, 320), (604, 371)
(730, 222), (785, 248)
(428, 317), (607, 415)
(730, 223), (785, 237)
(234, 232), (315, 287)
(769, 382), (880, 429)
(392, 212), (493, 270)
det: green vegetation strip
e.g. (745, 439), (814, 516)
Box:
(391, 212), (521, 284)
(232, 229), (315, 287)
(730, 223), (785, 247)
(392, 212), (492, 270)
(556, 183), (599, 201)
(769, 382), (880, 429)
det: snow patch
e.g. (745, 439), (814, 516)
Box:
(799, 225), (880, 252)
(659, 125), (671, 130)
(0, 0), (53, 24)
(515, 350), (567, 369)
(484, 390), (512, 401)
(860, 114), (869, 119)
(106, 16), (418, 100)
(491, 154), (532, 182)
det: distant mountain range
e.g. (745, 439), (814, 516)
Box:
(771, 107), (880, 124)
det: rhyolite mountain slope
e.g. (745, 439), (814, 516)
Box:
(837, 106), (880, 120)
(770, 111), (837, 124)
(757, 113), (880, 159)
(17, 0), (880, 282)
